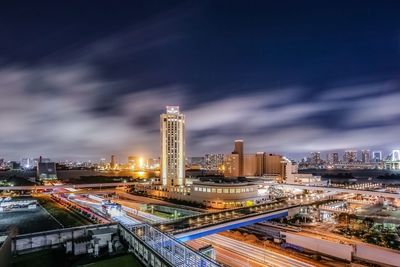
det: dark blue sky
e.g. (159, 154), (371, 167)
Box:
(1, 1), (400, 160)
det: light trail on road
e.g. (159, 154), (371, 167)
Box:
(188, 238), (268, 267)
(197, 234), (315, 267)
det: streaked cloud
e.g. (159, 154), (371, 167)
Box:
(1, 1), (400, 160)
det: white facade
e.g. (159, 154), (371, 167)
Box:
(190, 181), (260, 209)
(160, 106), (185, 187)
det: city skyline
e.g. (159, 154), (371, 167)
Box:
(1, 1), (400, 160)
(2, 3), (400, 265)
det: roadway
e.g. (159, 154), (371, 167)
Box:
(188, 234), (315, 267)
(187, 238), (267, 267)
(113, 199), (168, 223)
(66, 194), (140, 226)
(0, 182), (137, 191)
(282, 184), (400, 199)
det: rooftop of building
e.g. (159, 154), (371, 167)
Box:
(193, 176), (258, 186)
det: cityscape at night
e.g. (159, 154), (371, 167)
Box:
(1, 1), (400, 267)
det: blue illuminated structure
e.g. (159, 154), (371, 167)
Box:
(175, 209), (288, 242)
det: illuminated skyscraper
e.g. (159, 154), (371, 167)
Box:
(327, 152), (339, 164)
(361, 149), (370, 163)
(110, 155), (116, 169)
(160, 106), (185, 187)
(310, 152), (321, 165)
(344, 150), (357, 163)
(204, 153), (224, 171)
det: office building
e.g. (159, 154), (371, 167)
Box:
(224, 140), (245, 177)
(361, 149), (370, 163)
(243, 154), (258, 176)
(223, 140), (285, 180)
(110, 155), (116, 169)
(8, 161), (21, 170)
(223, 154), (240, 177)
(160, 106), (185, 187)
(37, 156), (57, 180)
(264, 153), (285, 176)
(343, 150), (357, 163)
(310, 152), (321, 165)
(204, 154), (224, 171)
(327, 152), (339, 164)
(233, 140), (244, 176)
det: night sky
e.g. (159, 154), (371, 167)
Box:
(1, 1), (400, 160)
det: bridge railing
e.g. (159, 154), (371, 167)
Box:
(120, 223), (221, 267)
(166, 203), (293, 235)
(153, 200), (284, 228)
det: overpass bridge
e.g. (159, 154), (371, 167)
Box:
(153, 201), (295, 242)
(282, 183), (400, 199)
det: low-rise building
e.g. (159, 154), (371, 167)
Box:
(190, 181), (261, 209)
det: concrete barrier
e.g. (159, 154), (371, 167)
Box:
(283, 232), (353, 261)
(354, 243), (400, 267)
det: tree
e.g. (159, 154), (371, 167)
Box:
(362, 217), (374, 229)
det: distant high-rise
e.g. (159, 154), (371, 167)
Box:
(110, 155), (116, 169)
(233, 140), (244, 176)
(223, 140), (284, 179)
(204, 154), (224, 171)
(223, 154), (240, 177)
(361, 149), (370, 163)
(344, 150), (357, 163)
(160, 106), (185, 187)
(310, 152), (321, 165)
(37, 156), (57, 180)
(327, 152), (339, 164)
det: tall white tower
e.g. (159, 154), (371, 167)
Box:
(160, 106), (185, 188)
